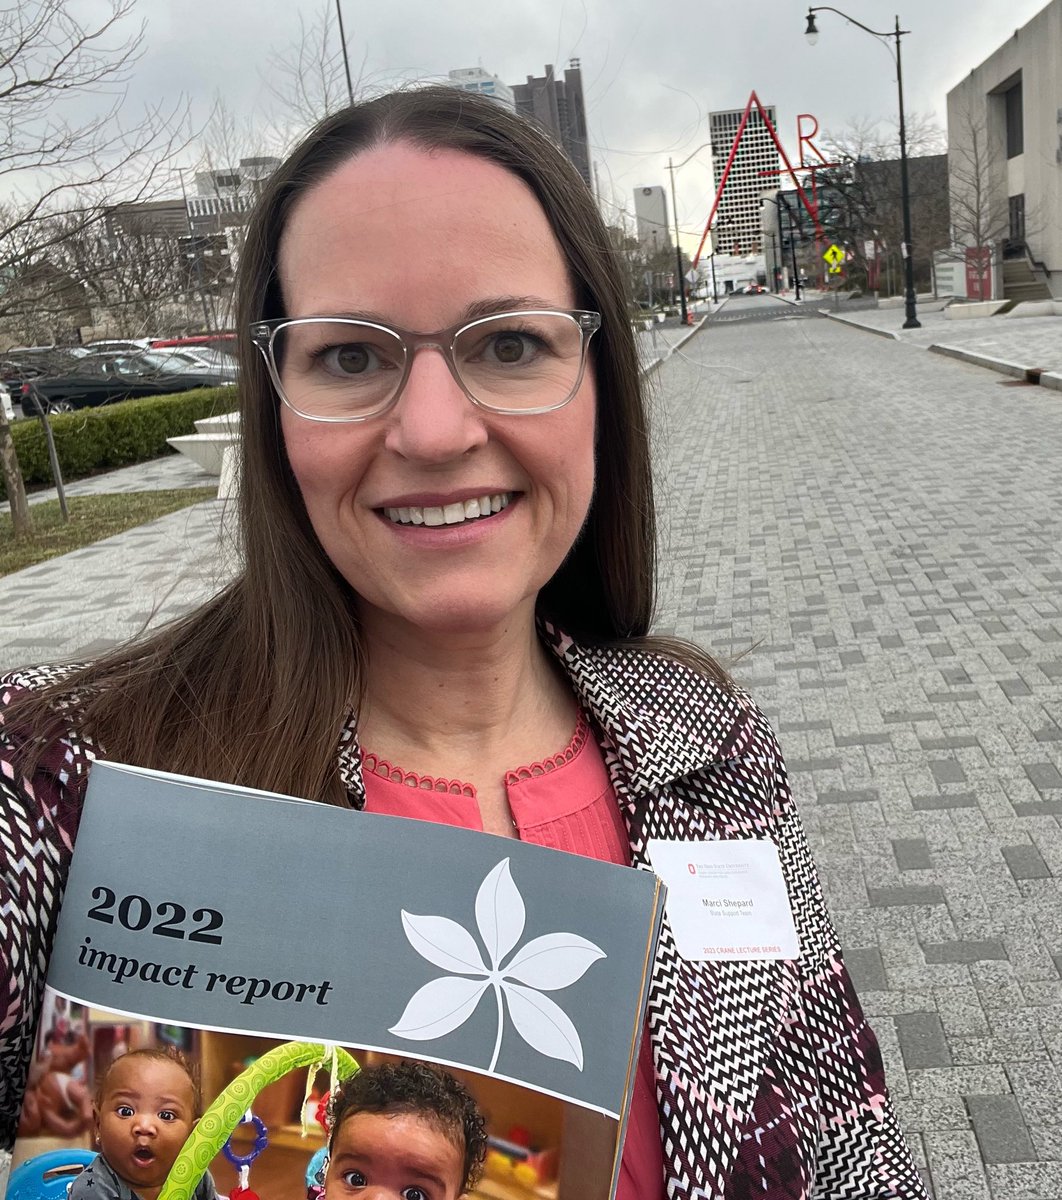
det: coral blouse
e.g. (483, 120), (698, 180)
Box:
(361, 714), (665, 1200)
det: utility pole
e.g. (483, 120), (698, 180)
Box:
(778, 191), (803, 300)
(666, 158), (688, 325)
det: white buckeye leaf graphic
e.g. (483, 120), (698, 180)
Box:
(389, 858), (606, 1072)
(504, 983), (586, 1068)
(476, 859), (525, 968)
(388, 976), (490, 1041)
(399, 912), (487, 975)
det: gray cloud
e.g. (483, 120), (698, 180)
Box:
(126, 0), (1049, 245)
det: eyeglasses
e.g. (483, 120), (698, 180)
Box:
(250, 309), (601, 422)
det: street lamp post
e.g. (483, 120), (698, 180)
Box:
(804, 7), (920, 328)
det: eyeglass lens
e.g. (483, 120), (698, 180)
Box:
(271, 312), (588, 418)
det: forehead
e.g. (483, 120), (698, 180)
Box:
(102, 1057), (193, 1102)
(332, 1109), (463, 1170)
(277, 142), (575, 323)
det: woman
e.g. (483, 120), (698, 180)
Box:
(0, 88), (926, 1198)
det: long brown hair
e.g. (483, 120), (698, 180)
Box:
(10, 87), (728, 803)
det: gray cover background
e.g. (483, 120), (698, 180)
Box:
(48, 763), (663, 1116)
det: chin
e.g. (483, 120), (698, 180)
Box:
(371, 589), (537, 640)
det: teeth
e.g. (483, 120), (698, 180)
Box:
(384, 493), (512, 527)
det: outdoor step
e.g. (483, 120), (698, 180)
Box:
(194, 411), (241, 436)
(1004, 282), (1053, 301)
(166, 432), (237, 476)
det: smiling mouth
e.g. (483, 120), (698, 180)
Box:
(382, 492), (513, 527)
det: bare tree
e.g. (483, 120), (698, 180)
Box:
(0, 0), (192, 530)
(0, 0), (194, 337)
(813, 115), (950, 294)
(824, 111), (946, 162)
(945, 103), (1012, 295)
(62, 215), (193, 336)
(262, 2), (411, 140)
(265, 5), (360, 131)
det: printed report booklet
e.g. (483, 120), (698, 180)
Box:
(8, 761), (665, 1200)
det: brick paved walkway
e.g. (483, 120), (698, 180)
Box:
(2, 314), (1060, 1197)
(653, 317), (1061, 1200)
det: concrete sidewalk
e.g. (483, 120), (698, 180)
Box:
(820, 299), (1062, 387)
(6, 456), (234, 668)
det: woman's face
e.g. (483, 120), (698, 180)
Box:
(277, 143), (597, 642)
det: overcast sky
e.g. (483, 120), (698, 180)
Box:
(125, 0), (1050, 251)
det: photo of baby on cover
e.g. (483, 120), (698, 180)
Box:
(9, 992), (617, 1200)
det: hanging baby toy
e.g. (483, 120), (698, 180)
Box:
(157, 1042), (359, 1200)
(223, 1110), (269, 1200)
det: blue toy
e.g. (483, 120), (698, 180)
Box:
(5, 1149), (96, 1200)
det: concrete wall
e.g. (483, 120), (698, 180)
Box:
(946, 0), (1062, 291)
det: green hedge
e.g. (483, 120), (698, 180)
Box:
(3, 387), (240, 498)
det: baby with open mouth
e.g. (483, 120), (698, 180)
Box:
(69, 1048), (217, 1200)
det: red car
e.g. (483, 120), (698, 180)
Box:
(150, 334), (237, 352)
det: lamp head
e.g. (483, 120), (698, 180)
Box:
(805, 11), (819, 44)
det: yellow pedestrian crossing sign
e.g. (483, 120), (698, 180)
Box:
(823, 244), (844, 267)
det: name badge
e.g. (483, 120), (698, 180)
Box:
(647, 839), (800, 962)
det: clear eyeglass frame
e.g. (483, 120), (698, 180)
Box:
(249, 308), (602, 423)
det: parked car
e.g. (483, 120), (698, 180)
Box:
(83, 338), (156, 353)
(2, 349), (91, 411)
(148, 346), (239, 377)
(82, 346), (234, 375)
(19, 350), (236, 417)
(1, 347), (88, 383)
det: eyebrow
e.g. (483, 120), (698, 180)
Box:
(297, 296), (561, 326)
(106, 1090), (188, 1107)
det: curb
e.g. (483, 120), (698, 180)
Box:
(641, 315), (709, 378)
(927, 343), (1035, 380)
(1038, 371), (1062, 393)
(821, 312), (900, 340)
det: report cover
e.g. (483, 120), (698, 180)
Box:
(8, 761), (665, 1200)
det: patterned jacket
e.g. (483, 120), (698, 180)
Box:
(0, 634), (926, 1198)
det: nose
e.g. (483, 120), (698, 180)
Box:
(132, 1111), (156, 1137)
(382, 344), (488, 462)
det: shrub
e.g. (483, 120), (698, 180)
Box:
(3, 387), (239, 498)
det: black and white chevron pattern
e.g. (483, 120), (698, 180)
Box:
(1, 637), (927, 1198)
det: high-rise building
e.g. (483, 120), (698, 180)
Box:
(633, 186), (671, 253)
(445, 68), (516, 111)
(709, 105), (781, 255)
(511, 60), (591, 188)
